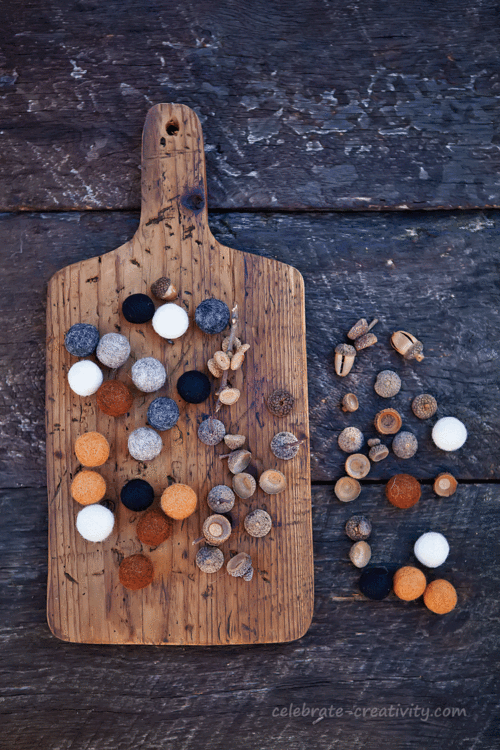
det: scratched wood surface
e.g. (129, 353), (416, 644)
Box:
(45, 104), (313, 645)
(1, 0), (500, 211)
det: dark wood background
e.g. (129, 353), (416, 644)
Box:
(1, 2), (499, 748)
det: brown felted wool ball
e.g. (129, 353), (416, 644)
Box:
(424, 579), (458, 614)
(386, 474), (421, 509)
(74, 431), (110, 467)
(393, 566), (427, 601)
(96, 380), (134, 417)
(71, 470), (106, 505)
(136, 508), (173, 546)
(119, 554), (154, 590)
(161, 484), (198, 520)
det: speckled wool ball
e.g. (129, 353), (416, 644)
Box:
(128, 427), (163, 461)
(147, 397), (180, 431)
(414, 531), (450, 568)
(65, 323), (100, 357)
(68, 360), (103, 396)
(152, 303), (189, 339)
(96, 333), (131, 368)
(122, 293), (155, 324)
(432, 417), (467, 451)
(195, 298), (230, 334)
(131, 357), (166, 393)
(76, 504), (115, 542)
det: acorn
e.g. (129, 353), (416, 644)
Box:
(218, 387), (241, 405)
(392, 431), (418, 459)
(227, 552), (254, 581)
(214, 351), (231, 371)
(374, 408), (402, 435)
(207, 485), (235, 513)
(224, 434), (246, 450)
(259, 469), (287, 495)
(433, 473), (458, 497)
(244, 509), (272, 538)
(374, 370), (401, 398)
(354, 333), (377, 351)
(150, 276), (177, 301)
(222, 336), (242, 352)
(347, 317), (378, 341)
(334, 476), (361, 503)
(207, 358), (224, 378)
(341, 393), (359, 412)
(196, 546), (224, 573)
(270, 431), (304, 460)
(221, 449), (252, 474)
(345, 454), (371, 479)
(391, 330), (424, 361)
(369, 443), (389, 462)
(349, 541), (372, 568)
(334, 344), (356, 377)
(345, 515), (372, 541)
(232, 472), (256, 499)
(202, 514), (232, 545)
(367, 438), (380, 447)
(338, 427), (364, 453)
(412, 394), (438, 420)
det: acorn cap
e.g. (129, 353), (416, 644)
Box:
(225, 449), (252, 474)
(207, 485), (235, 513)
(341, 393), (359, 412)
(227, 552), (253, 580)
(392, 431), (418, 459)
(374, 370), (401, 398)
(334, 476), (361, 503)
(412, 394), (438, 420)
(347, 318), (368, 340)
(150, 276), (177, 301)
(259, 469), (287, 495)
(244, 509), (272, 538)
(202, 514), (232, 545)
(374, 408), (402, 435)
(433, 473), (458, 497)
(195, 546), (224, 573)
(338, 427), (364, 453)
(232, 472), (256, 499)
(224, 434), (246, 450)
(219, 387), (241, 405)
(369, 443), (389, 462)
(345, 454), (371, 479)
(354, 332), (377, 351)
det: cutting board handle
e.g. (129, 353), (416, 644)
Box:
(139, 103), (209, 235)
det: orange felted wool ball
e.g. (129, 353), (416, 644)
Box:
(386, 474), (421, 509)
(96, 380), (134, 417)
(424, 579), (458, 614)
(74, 431), (110, 467)
(161, 484), (198, 520)
(71, 470), (106, 505)
(393, 566), (427, 601)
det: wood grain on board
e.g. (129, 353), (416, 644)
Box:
(45, 104), (313, 645)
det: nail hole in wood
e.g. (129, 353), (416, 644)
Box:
(166, 119), (179, 136)
(160, 137), (166, 146)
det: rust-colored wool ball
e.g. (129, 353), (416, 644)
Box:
(96, 380), (134, 417)
(161, 484), (198, 520)
(119, 554), (154, 590)
(393, 566), (427, 601)
(386, 474), (421, 509)
(71, 470), (106, 505)
(74, 431), (110, 467)
(136, 508), (173, 546)
(424, 579), (458, 614)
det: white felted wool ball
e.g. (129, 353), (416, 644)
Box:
(68, 360), (103, 396)
(76, 504), (115, 542)
(152, 303), (189, 339)
(414, 532), (449, 568)
(432, 417), (467, 451)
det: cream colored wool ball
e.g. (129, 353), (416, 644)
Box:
(432, 417), (467, 451)
(68, 360), (103, 396)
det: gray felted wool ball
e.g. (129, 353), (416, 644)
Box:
(65, 323), (100, 357)
(128, 427), (163, 461)
(96, 333), (131, 368)
(131, 357), (167, 393)
(147, 397), (180, 431)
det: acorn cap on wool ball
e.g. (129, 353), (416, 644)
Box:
(393, 566), (427, 601)
(65, 323), (100, 357)
(96, 380), (134, 417)
(244, 509), (272, 538)
(76, 504), (115, 542)
(412, 394), (438, 420)
(147, 397), (180, 431)
(68, 360), (103, 396)
(386, 474), (421, 509)
(423, 579), (457, 614)
(74, 431), (110, 467)
(195, 298), (230, 334)
(152, 303), (189, 340)
(345, 515), (372, 541)
(96, 333), (131, 369)
(338, 427), (364, 453)
(196, 546), (225, 573)
(177, 370), (211, 404)
(207, 485), (235, 513)
(136, 508), (172, 546)
(122, 293), (155, 324)
(71, 470), (107, 505)
(120, 478), (155, 512)
(374, 370), (401, 398)
(392, 431), (418, 459)
(128, 427), (163, 461)
(432, 417), (467, 452)
(414, 531), (449, 568)
(358, 566), (392, 600)
(119, 554), (154, 590)
(198, 418), (225, 446)
(161, 483), (198, 520)
(131, 357), (166, 393)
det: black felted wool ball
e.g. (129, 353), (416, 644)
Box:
(195, 298), (230, 334)
(358, 566), (392, 601)
(147, 397), (180, 431)
(177, 370), (211, 404)
(65, 323), (100, 357)
(120, 478), (155, 512)
(122, 294), (156, 324)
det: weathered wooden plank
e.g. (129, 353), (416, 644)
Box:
(0, 485), (498, 749)
(1, 1), (500, 211)
(1, 210), (499, 488)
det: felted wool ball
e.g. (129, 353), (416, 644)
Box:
(358, 566), (393, 600)
(76, 504), (115, 542)
(432, 417), (467, 451)
(128, 427), (163, 461)
(195, 298), (230, 334)
(120, 478), (155, 512)
(122, 293), (155, 324)
(131, 357), (166, 393)
(147, 397), (180, 431)
(68, 360), (103, 396)
(65, 323), (99, 357)
(136, 508), (172, 546)
(119, 554), (154, 590)
(423, 579), (458, 614)
(152, 303), (189, 340)
(96, 380), (134, 417)
(74, 431), (110, 467)
(177, 370), (211, 404)
(161, 484), (198, 520)
(71, 470), (106, 505)
(393, 566), (427, 601)
(414, 531), (449, 568)
(96, 333), (131, 369)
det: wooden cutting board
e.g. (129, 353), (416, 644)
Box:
(45, 103), (313, 645)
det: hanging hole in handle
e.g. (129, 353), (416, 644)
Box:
(166, 119), (179, 136)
